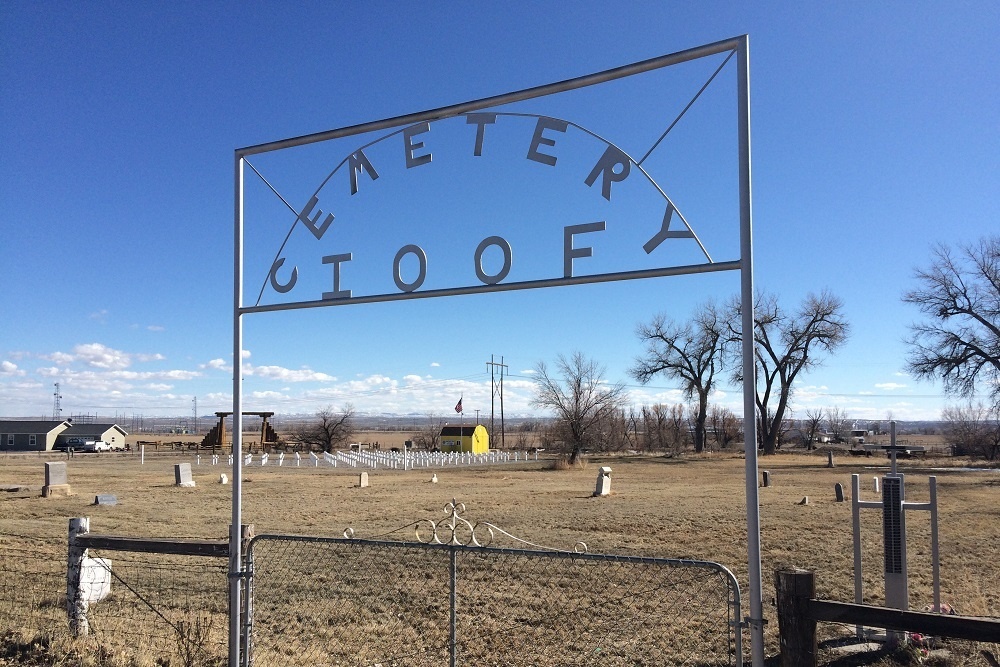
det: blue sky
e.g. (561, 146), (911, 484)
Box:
(2, 2), (997, 423)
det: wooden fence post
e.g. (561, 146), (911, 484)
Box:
(67, 517), (90, 636)
(774, 568), (817, 667)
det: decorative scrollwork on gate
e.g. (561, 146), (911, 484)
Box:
(346, 498), (588, 553)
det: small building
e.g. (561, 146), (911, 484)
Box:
(0, 420), (71, 452)
(439, 424), (489, 454)
(57, 423), (129, 450)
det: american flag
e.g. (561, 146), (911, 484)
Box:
(454, 397), (463, 413)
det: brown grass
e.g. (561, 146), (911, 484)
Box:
(1, 446), (997, 665)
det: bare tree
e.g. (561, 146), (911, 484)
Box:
(640, 404), (669, 453)
(411, 413), (444, 451)
(631, 301), (729, 453)
(942, 402), (1000, 460)
(296, 404), (355, 453)
(730, 290), (850, 455)
(803, 407), (824, 449)
(592, 407), (632, 453)
(825, 406), (850, 444)
(531, 352), (629, 464)
(709, 404), (741, 449)
(904, 236), (1000, 408)
(666, 404), (690, 454)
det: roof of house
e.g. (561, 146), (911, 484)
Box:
(440, 425), (483, 437)
(0, 420), (71, 434)
(63, 423), (129, 437)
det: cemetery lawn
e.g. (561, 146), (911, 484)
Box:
(0, 449), (997, 665)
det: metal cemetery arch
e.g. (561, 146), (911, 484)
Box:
(232, 34), (762, 666)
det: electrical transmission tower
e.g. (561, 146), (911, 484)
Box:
(192, 396), (198, 435)
(486, 355), (508, 449)
(52, 383), (62, 421)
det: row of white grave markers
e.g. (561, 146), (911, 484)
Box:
(190, 448), (539, 470)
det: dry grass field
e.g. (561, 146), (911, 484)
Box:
(1, 440), (998, 666)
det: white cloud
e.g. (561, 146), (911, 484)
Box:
(45, 351), (75, 365)
(160, 370), (201, 380)
(205, 358), (228, 370)
(147, 325), (165, 332)
(875, 382), (907, 391)
(136, 353), (166, 362)
(250, 365), (335, 382)
(37, 366), (62, 377)
(146, 383), (173, 391)
(74, 343), (131, 370)
(430, 362), (440, 367)
(89, 309), (109, 323)
(402, 374), (424, 383)
(251, 390), (286, 400)
(0, 361), (24, 377)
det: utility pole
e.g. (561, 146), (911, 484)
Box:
(192, 397), (198, 435)
(486, 355), (508, 449)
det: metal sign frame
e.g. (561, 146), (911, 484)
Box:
(231, 34), (762, 666)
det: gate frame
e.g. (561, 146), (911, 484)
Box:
(243, 531), (745, 667)
(231, 34), (761, 667)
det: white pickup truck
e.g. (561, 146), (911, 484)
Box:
(82, 440), (112, 452)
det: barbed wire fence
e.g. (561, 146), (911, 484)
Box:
(0, 530), (228, 666)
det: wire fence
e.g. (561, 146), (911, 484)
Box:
(3, 505), (743, 667)
(0, 536), (66, 640)
(0, 531), (228, 667)
(246, 512), (743, 667)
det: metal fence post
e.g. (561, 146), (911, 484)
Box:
(449, 546), (457, 667)
(239, 524), (255, 667)
(67, 517), (90, 636)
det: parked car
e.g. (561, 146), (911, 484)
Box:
(82, 440), (112, 452)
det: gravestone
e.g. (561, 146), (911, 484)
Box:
(42, 461), (72, 497)
(874, 476), (880, 493)
(431, 473), (438, 484)
(835, 482), (845, 502)
(94, 494), (117, 506)
(174, 463), (196, 487)
(219, 474), (229, 485)
(359, 472), (369, 488)
(827, 451), (835, 468)
(761, 470), (771, 488)
(593, 466), (612, 497)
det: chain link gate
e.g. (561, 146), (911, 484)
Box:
(241, 501), (742, 666)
